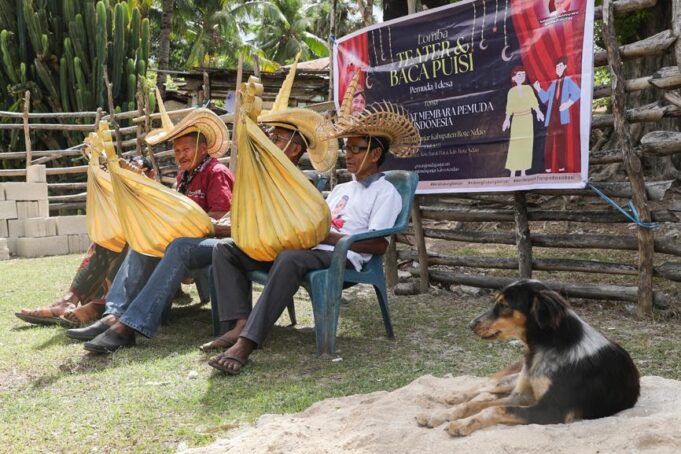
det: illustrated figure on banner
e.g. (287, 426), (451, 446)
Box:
(533, 56), (580, 173)
(502, 66), (544, 178)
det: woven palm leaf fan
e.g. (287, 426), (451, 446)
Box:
(231, 76), (331, 261)
(83, 126), (126, 253)
(94, 123), (214, 257)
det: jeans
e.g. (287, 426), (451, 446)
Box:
(104, 249), (160, 317)
(119, 237), (222, 338)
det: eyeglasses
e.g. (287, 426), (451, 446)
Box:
(343, 143), (370, 154)
(269, 133), (292, 144)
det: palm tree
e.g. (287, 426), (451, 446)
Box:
(253, 0), (329, 64)
(157, 0), (174, 94)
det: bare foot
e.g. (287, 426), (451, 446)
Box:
(200, 319), (247, 352)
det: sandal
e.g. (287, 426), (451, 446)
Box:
(208, 353), (247, 375)
(57, 300), (106, 328)
(15, 301), (76, 326)
(199, 333), (237, 353)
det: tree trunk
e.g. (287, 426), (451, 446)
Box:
(157, 0), (174, 97)
(359, 0), (373, 26)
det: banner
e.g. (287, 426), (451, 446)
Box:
(333, 0), (594, 193)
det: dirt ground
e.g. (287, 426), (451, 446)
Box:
(186, 374), (681, 454)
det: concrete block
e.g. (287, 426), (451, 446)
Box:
(38, 200), (49, 217)
(8, 219), (24, 238)
(55, 215), (87, 235)
(16, 235), (69, 258)
(0, 182), (48, 201)
(6, 237), (17, 255)
(0, 184), (4, 200)
(0, 250), (9, 261)
(26, 165), (47, 183)
(0, 238), (6, 249)
(68, 233), (91, 254)
(23, 218), (57, 238)
(0, 200), (17, 220)
(16, 201), (40, 219)
(0, 219), (7, 238)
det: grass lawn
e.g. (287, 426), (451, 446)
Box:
(1, 254), (680, 453)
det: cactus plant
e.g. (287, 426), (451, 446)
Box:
(0, 0), (151, 153)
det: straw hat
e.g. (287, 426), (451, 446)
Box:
(259, 109), (339, 172)
(257, 54), (338, 172)
(146, 88), (230, 158)
(318, 101), (421, 158)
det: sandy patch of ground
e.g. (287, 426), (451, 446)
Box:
(186, 375), (681, 454)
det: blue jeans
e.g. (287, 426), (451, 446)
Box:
(119, 237), (222, 338)
(105, 250), (161, 317)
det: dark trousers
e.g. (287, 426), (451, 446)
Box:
(212, 240), (340, 346)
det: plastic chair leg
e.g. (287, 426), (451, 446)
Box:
(374, 282), (394, 338)
(309, 281), (342, 355)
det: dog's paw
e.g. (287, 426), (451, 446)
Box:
(444, 392), (468, 405)
(415, 411), (447, 428)
(446, 420), (474, 437)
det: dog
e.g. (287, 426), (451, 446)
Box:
(416, 279), (640, 437)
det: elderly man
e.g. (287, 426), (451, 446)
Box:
(207, 102), (420, 375)
(65, 107), (234, 351)
(73, 105), (334, 353)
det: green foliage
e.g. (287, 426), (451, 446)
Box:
(0, 0), (151, 152)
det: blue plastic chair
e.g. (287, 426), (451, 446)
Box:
(245, 170), (419, 355)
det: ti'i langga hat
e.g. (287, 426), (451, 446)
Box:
(317, 71), (421, 158)
(145, 88), (230, 158)
(258, 54), (339, 172)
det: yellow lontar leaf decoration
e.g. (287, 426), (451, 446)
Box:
(94, 123), (214, 257)
(84, 125), (126, 253)
(232, 77), (331, 262)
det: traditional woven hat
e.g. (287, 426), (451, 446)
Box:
(318, 101), (421, 158)
(145, 88), (230, 158)
(257, 54), (338, 172)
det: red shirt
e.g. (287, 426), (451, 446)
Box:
(176, 158), (234, 213)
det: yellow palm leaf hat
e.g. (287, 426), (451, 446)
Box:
(317, 71), (421, 158)
(145, 88), (230, 158)
(258, 54), (338, 172)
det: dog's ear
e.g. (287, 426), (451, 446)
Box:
(531, 289), (567, 329)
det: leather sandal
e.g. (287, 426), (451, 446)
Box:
(15, 301), (76, 326)
(57, 300), (106, 328)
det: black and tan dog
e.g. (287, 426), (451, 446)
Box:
(416, 280), (640, 437)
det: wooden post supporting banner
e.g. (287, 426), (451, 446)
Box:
(385, 236), (398, 290)
(22, 91), (32, 174)
(603, 0), (654, 315)
(514, 191), (533, 278)
(411, 195), (430, 292)
(230, 54), (244, 174)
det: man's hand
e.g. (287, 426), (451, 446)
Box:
(321, 231), (389, 255)
(213, 224), (231, 238)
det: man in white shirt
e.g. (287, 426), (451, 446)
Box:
(208, 102), (420, 375)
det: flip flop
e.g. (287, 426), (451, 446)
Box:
(199, 334), (237, 353)
(208, 354), (247, 376)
